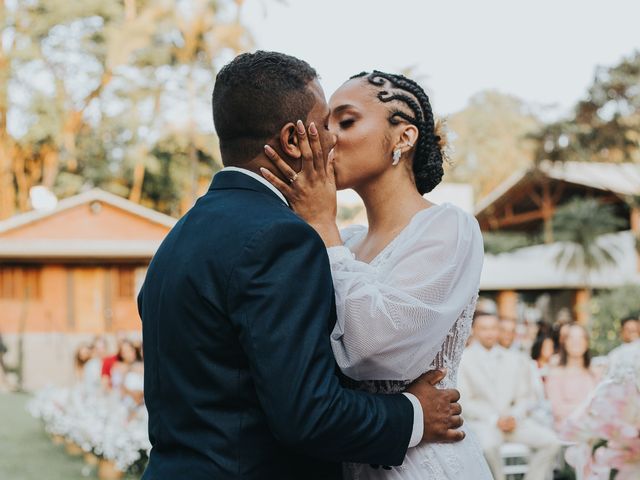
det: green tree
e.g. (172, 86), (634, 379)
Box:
(552, 198), (627, 302)
(446, 90), (541, 199)
(590, 285), (640, 355)
(533, 51), (640, 164)
(1, 0), (253, 218)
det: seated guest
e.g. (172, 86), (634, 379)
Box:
(82, 337), (107, 391)
(502, 319), (553, 427)
(545, 323), (599, 430)
(459, 312), (561, 480)
(619, 314), (639, 344)
(74, 343), (93, 383)
(0, 331), (8, 391)
(498, 317), (518, 351)
(111, 339), (142, 392)
(122, 343), (144, 406)
(550, 320), (571, 366)
(531, 331), (555, 383)
(101, 340), (119, 388)
(607, 314), (640, 374)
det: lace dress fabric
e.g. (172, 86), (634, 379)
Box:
(328, 204), (493, 480)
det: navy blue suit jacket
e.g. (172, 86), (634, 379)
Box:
(139, 171), (413, 479)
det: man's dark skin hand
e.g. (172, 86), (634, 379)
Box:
(405, 369), (465, 444)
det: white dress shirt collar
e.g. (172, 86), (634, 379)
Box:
(221, 166), (289, 206)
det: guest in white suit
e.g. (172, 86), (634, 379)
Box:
(459, 313), (560, 480)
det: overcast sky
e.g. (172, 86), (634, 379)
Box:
(241, 0), (640, 120)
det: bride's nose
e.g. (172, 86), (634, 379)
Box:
(329, 133), (338, 149)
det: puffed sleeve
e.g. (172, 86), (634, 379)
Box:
(328, 204), (484, 381)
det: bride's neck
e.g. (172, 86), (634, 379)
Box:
(355, 171), (428, 235)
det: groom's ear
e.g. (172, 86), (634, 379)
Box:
(278, 122), (303, 160)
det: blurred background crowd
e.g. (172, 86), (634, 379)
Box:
(458, 306), (639, 479)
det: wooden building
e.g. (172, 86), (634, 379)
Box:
(477, 161), (640, 323)
(0, 189), (175, 389)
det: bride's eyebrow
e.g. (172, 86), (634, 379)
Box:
(332, 104), (356, 116)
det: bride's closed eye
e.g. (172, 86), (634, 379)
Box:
(339, 119), (355, 129)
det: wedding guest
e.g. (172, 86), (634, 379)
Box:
(82, 337), (107, 390)
(122, 347), (144, 406)
(527, 332), (556, 427)
(121, 342), (144, 405)
(111, 339), (142, 392)
(498, 317), (518, 350)
(459, 313), (560, 480)
(0, 331), (8, 391)
(545, 323), (598, 430)
(619, 315), (639, 344)
(0, 331), (7, 370)
(101, 338), (120, 388)
(549, 320), (571, 366)
(501, 319), (553, 427)
(74, 343), (93, 382)
(531, 332), (555, 382)
(607, 314), (640, 374)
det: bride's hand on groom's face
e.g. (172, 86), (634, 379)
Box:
(406, 369), (466, 444)
(260, 120), (337, 224)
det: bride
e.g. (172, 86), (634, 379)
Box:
(261, 71), (493, 479)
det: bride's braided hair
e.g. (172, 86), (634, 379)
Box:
(351, 70), (446, 194)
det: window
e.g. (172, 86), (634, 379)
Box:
(23, 267), (41, 299)
(0, 268), (17, 299)
(0, 267), (41, 300)
(117, 267), (135, 298)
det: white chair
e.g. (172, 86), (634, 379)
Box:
(500, 442), (530, 480)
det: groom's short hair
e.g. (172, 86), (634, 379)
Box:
(212, 51), (318, 165)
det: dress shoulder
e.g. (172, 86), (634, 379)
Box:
(390, 203), (483, 260)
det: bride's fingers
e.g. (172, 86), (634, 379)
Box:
(295, 120), (316, 173)
(326, 148), (336, 180)
(260, 167), (293, 197)
(264, 145), (299, 183)
(307, 122), (324, 174)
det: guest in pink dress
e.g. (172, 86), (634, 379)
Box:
(545, 323), (599, 431)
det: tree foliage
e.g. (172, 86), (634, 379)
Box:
(1, 0), (253, 218)
(552, 197), (626, 285)
(445, 90), (541, 199)
(590, 284), (640, 355)
(533, 51), (640, 164)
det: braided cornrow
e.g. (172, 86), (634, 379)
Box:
(351, 70), (444, 194)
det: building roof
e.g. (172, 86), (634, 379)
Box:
(0, 188), (176, 235)
(480, 230), (640, 290)
(0, 188), (176, 260)
(475, 161), (640, 217)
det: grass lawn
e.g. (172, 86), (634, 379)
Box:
(0, 392), (140, 480)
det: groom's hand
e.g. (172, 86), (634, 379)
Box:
(405, 369), (465, 444)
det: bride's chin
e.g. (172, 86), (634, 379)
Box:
(335, 175), (349, 191)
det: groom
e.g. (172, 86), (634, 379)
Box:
(138, 51), (465, 480)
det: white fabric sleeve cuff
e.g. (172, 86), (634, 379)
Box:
(402, 392), (423, 448)
(326, 245), (354, 264)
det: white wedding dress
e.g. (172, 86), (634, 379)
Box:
(327, 203), (493, 480)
